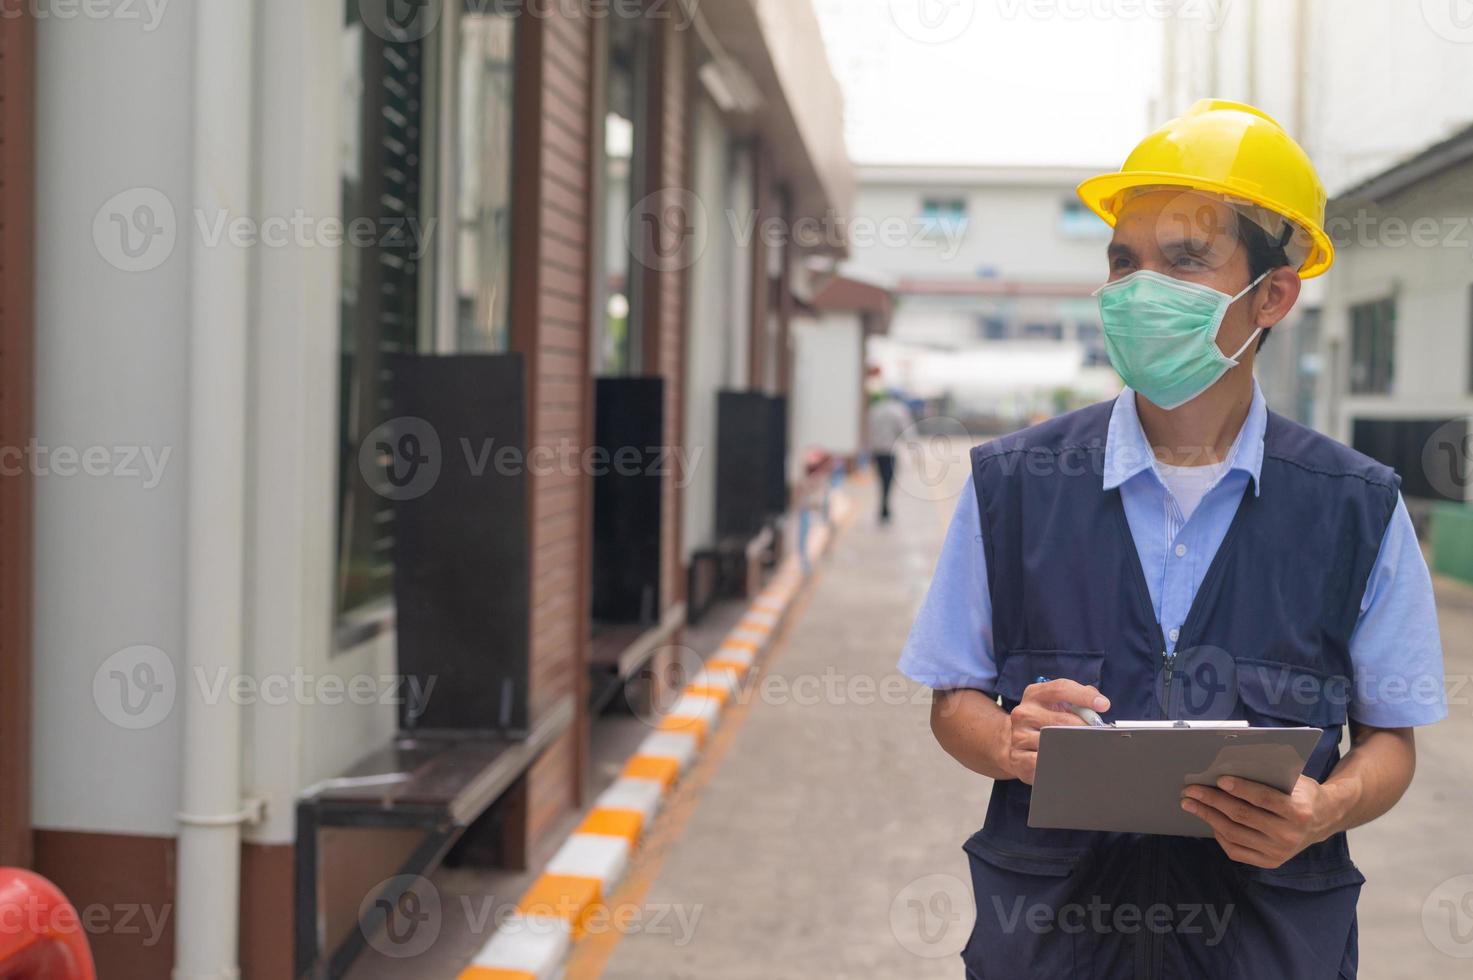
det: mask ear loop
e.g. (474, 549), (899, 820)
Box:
(1225, 271), (1272, 361)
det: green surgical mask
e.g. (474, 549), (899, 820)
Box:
(1094, 269), (1269, 410)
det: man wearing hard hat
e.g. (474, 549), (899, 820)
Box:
(899, 101), (1446, 978)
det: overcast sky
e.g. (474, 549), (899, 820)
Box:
(812, 0), (1164, 169)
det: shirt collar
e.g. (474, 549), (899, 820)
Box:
(1101, 381), (1267, 496)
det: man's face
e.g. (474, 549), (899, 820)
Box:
(1104, 189), (1282, 364)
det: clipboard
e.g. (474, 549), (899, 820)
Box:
(1027, 724), (1323, 838)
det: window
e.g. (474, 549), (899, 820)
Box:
(919, 197), (969, 240)
(455, 7), (517, 352)
(1059, 199), (1111, 239)
(597, 17), (650, 376)
(1349, 297), (1395, 395)
(1023, 322), (1064, 341)
(336, 5), (441, 620)
(978, 316), (1008, 341)
(1077, 322), (1110, 366)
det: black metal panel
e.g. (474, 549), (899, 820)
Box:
(764, 394), (789, 514)
(715, 390), (771, 538)
(389, 353), (530, 735)
(1352, 417), (1465, 502)
(686, 550), (720, 624)
(591, 377), (665, 623)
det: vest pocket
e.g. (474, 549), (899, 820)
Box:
(1234, 658), (1349, 728)
(1225, 859), (1364, 980)
(994, 649), (1106, 704)
(960, 832), (1089, 979)
(1234, 658), (1349, 779)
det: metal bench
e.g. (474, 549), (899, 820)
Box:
(293, 695), (573, 978)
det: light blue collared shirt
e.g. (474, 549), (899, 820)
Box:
(899, 385), (1448, 728)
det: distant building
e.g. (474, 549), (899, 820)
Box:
(843, 165), (1122, 424)
(1156, 0), (1473, 443)
(1319, 127), (1473, 509)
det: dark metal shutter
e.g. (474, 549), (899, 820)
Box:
(337, 15), (427, 615)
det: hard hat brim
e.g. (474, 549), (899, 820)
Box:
(1076, 171), (1335, 279)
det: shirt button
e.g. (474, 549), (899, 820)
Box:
(1169, 627), (1180, 642)
(1175, 543), (1188, 558)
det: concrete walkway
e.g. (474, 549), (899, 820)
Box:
(584, 469), (991, 978)
(581, 460), (1473, 979)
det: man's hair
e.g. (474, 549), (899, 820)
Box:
(1236, 212), (1292, 352)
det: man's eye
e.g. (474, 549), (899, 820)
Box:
(1175, 254), (1208, 270)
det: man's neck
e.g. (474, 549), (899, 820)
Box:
(1135, 366), (1255, 467)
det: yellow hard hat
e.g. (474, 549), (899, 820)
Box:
(1077, 99), (1334, 278)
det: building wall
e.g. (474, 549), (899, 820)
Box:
(1158, 0), (1473, 429)
(0, 3), (36, 870)
(793, 316), (864, 458)
(1159, 0), (1473, 199)
(513, 4), (596, 847)
(32, 0), (194, 841)
(847, 171), (1109, 285)
(1321, 166), (1473, 441)
(24, 0), (840, 972)
(643, 15), (691, 609)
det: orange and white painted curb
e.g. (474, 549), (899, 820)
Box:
(457, 493), (851, 980)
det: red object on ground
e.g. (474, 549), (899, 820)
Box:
(0, 869), (95, 980)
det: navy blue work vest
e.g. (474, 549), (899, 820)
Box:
(960, 400), (1400, 980)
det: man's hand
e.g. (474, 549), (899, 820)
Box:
(1001, 679), (1110, 785)
(1181, 775), (1336, 869)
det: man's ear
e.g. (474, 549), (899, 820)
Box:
(1255, 266), (1302, 328)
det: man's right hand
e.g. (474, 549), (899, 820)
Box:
(1000, 679), (1110, 784)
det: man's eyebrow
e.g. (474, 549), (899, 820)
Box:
(1158, 234), (1217, 256)
(1106, 242), (1136, 262)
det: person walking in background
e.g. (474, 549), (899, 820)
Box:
(867, 389), (914, 523)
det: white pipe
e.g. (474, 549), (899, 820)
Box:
(174, 0), (255, 977)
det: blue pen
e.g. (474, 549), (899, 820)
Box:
(1035, 675), (1111, 727)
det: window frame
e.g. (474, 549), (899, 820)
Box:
(332, 0), (522, 641)
(593, 14), (653, 378)
(1349, 295), (1396, 396)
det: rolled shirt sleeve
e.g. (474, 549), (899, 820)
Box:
(897, 475), (998, 692)
(1346, 494), (1448, 728)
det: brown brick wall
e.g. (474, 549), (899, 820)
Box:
(642, 15), (690, 612)
(512, 5), (596, 846)
(524, 726), (579, 854)
(33, 831), (292, 980)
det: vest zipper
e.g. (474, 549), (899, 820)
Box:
(1160, 648), (1174, 719)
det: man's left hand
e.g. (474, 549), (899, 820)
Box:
(1181, 775), (1334, 869)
